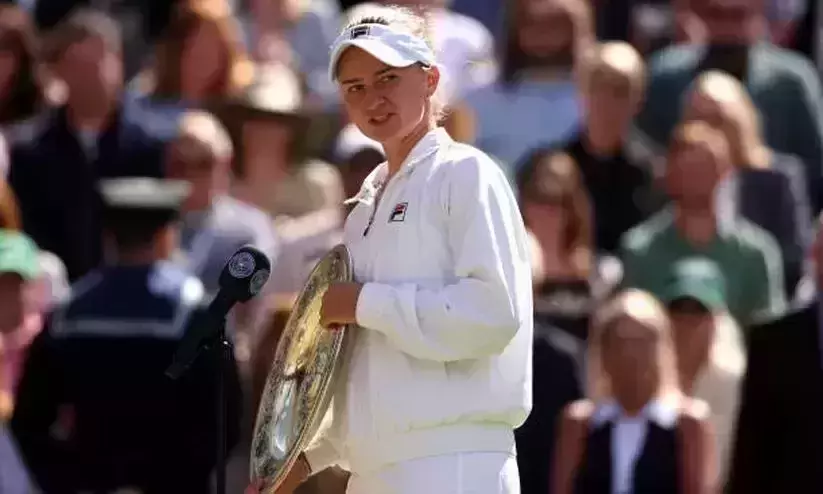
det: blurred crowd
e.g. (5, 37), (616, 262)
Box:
(0, 0), (820, 492)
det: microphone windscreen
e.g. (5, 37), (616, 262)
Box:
(219, 245), (272, 302)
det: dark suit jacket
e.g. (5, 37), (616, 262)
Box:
(734, 153), (813, 293)
(728, 304), (823, 494)
(11, 263), (242, 494)
(9, 104), (165, 282)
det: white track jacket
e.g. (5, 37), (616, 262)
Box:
(305, 127), (533, 475)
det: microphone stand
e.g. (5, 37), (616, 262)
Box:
(166, 311), (233, 494)
(215, 317), (231, 494)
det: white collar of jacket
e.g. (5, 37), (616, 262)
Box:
(590, 398), (678, 430)
(344, 127), (451, 205)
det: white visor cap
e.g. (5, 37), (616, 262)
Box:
(329, 23), (436, 82)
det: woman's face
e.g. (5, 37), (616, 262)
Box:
(669, 301), (714, 379)
(516, 0), (574, 61)
(336, 47), (436, 145)
(602, 316), (661, 404)
(584, 74), (637, 135)
(55, 35), (122, 109)
(665, 143), (722, 211)
(180, 22), (225, 102)
(165, 136), (222, 212)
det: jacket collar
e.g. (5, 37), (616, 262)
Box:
(591, 398), (678, 430)
(398, 126), (450, 175)
(45, 104), (126, 156)
(345, 127), (451, 205)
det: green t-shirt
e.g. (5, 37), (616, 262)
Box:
(620, 209), (787, 327)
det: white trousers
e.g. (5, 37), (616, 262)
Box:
(346, 452), (520, 494)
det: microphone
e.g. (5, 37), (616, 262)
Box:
(166, 245), (272, 379)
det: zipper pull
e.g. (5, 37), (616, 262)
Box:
(363, 213), (375, 236)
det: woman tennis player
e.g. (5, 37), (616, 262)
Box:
(260, 6), (533, 494)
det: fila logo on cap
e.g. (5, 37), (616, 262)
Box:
(389, 202), (408, 222)
(350, 25), (370, 39)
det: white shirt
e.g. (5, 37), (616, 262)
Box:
(692, 314), (746, 484)
(305, 127), (533, 475)
(591, 399), (679, 494)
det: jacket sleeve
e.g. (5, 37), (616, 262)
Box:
(355, 152), (531, 362)
(746, 231), (787, 324)
(784, 59), (823, 212)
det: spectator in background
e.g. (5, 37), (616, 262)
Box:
(462, 0), (594, 173)
(728, 215), (823, 494)
(0, 230), (39, 420)
(0, 5), (47, 142)
(517, 148), (592, 298)
(147, 0), (254, 105)
(12, 177), (242, 494)
(684, 70), (813, 296)
(632, 0), (823, 208)
(515, 149), (595, 493)
(552, 289), (715, 494)
(240, 0), (340, 105)
(9, 9), (167, 282)
(30, 0), (177, 77)
(567, 41), (660, 254)
(164, 110), (277, 353)
(0, 177), (67, 412)
(269, 162), (344, 295)
(514, 147), (594, 494)
(0, 231), (35, 494)
(621, 121), (786, 327)
(217, 62), (308, 214)
(661, 258), (745, 486)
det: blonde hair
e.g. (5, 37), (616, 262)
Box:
(176, 111), (233, 163)
(586, 290), (681, 404)
(688, 70), (771, 169)
(343, 5), (447, 122)
(582, 41), (646, 99)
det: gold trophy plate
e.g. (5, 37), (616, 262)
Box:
(250, 244), (352, 492)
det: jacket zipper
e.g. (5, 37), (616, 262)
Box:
(363, 178), (392, 237)
(363, 205), (379, 237)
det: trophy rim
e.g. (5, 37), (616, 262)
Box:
(249, 244), (353, 492)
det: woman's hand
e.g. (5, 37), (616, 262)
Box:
(320, 282), (363, 329)
(246, 453), (313, 493)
